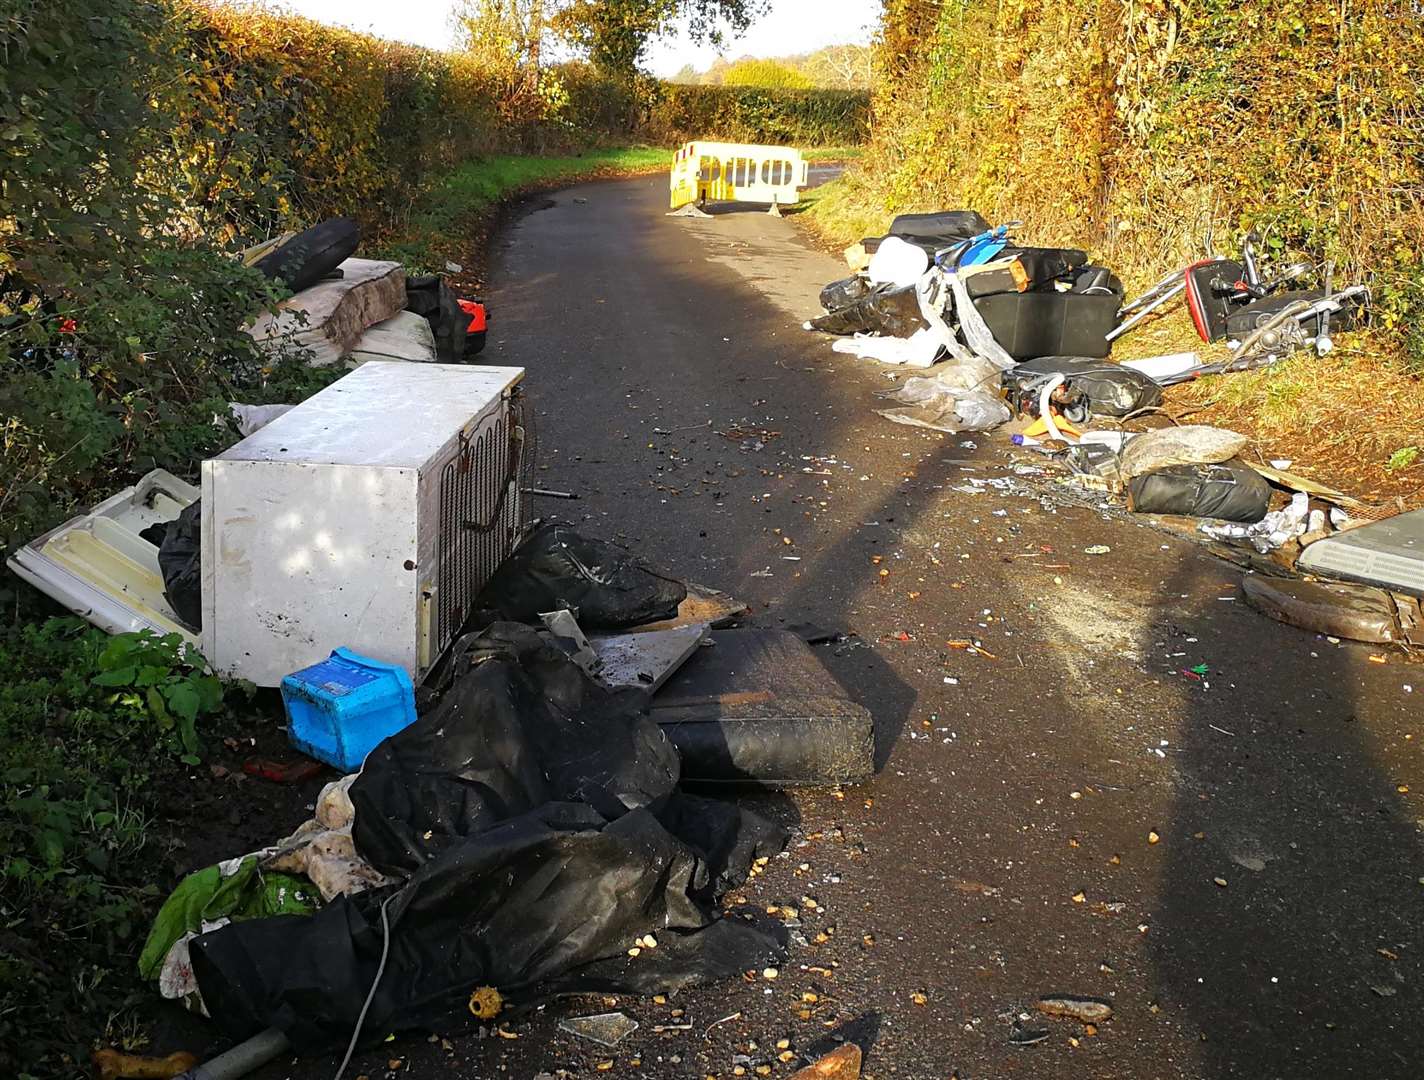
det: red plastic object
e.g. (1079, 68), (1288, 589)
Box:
(458, 299), (487, 333)
(1183, 258), (1219, 342)
(242, 757), (324, 784)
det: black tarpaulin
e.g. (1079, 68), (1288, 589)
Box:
(189, 624), (785, 1051)
(806, 283), (927, 338)
(475, 523), (687, 631)
(156, 500), (203, 631)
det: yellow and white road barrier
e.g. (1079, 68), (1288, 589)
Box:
(669, 141), (809, 216)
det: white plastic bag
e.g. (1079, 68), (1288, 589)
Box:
(832, 327), (942, 366)
(226, 401), (296, 436)
(878, 388), (1010, 434)
(867, 236), (930, 287)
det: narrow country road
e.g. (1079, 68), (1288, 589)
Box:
(262, 174), (1421, 1080)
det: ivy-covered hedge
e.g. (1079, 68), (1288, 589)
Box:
(647, 84), (870, 147)
(0, 1), (867, 558)
(864, 0), (1423, 367)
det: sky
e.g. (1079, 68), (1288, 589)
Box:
(255, 0), (878, 75)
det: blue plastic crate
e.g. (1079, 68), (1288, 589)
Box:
(280, 648), (416, 772)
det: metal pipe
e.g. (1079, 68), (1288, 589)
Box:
(1106, 280), (1185, 341)
(176, 1029), (290, 1080)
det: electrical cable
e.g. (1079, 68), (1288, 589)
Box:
(332, 893), (394, 1080)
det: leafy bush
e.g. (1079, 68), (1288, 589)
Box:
(647, 83), (870, 146)
(0, 619), (234, 1078)
(93, 632), (227, 762)
(861, 0), (1422, 347)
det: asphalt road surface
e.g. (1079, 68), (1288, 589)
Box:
(259, 175), (1421, 1080)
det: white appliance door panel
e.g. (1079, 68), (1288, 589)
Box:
(202, 461), (418, 686)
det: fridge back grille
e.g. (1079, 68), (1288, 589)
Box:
(436, 401), (522, 654)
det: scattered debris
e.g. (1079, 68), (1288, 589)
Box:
(1243, 576), (1423, 645)
(789, 1043), (862, 1079)
(1008, 1024), (1051, 1047)
(92, 1048), (198, 1080)
(591, 623), (708, 691)
(1036, 996), (1113, 1023)
(558, 1012), (639, 1047)
(523, 486), (579, 499)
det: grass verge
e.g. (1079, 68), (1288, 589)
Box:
(385, 143), (869, 279)
(380, 146), (672, 274)
(0, 622), (238, 1078)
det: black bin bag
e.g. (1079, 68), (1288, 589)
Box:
(476, 523), (687, 630)
(156, 501), (202, 631)
(819, 275), (872, 313)
(806, 283), (926, 338)
(190, 624), (786, 1050)
(1009, 356), (1163, 419)
(1128, 460), (1272, 523)
(404, 274), (468, 364)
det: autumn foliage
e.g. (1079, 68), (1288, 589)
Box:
(860, 0), (1424, 368)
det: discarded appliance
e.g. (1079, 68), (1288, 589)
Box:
(1297, 508), (1424, 597)
(202, 361), (525, 686)
(281, 648), (418, 772)
(245, 258), (406, 367)
(649, 628), (875, 786)
(10, 362), (528, 686)
(7, 469), (201, 639)
(669, 141), (807, 216)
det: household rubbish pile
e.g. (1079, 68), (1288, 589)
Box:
(134, 524), (874, 1077)
(241, 216), (487, 369)
(808, 214), (1366, 437)
(808, 211), (1421, 646)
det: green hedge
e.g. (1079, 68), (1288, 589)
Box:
(1, 1), (868, 557)
(647, 84), (869, 147)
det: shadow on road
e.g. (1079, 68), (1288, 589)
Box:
(1146, 558), (1421, 1077)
